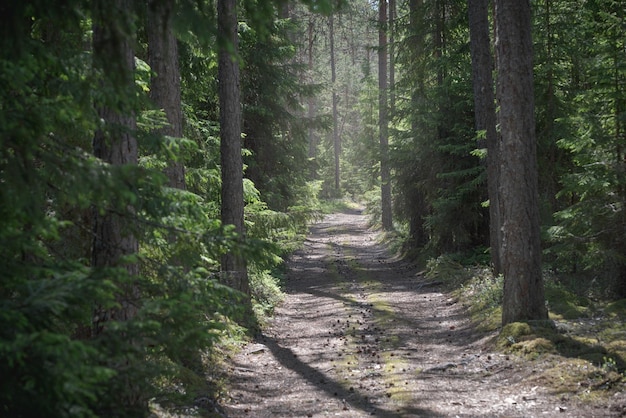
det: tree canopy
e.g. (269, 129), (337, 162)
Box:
(1, 0), (625, 415)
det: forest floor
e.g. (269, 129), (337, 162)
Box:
(219, 209), (626, 417)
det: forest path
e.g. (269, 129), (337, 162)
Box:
(221, 210), (609, 417)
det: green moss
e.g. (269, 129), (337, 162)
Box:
(424, 255), (471, 288)
(503, 322), (533, 337)
(545, 282), (592, 320)
(497, 322), (532, 349)
(529, 358), (595, 394)
(512, 338), (557, 357)
(605, 299), (626, 317)
(529, 357), (624, 399)
(607, 340), (626, 364)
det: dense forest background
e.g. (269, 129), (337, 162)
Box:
(1, 0), (624, 416)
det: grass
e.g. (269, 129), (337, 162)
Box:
(319, 198), (363, 215)
(249, 268), (285, 324)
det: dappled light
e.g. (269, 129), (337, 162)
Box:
(223, 211), (626, 416)
(2, 0), (626, 416)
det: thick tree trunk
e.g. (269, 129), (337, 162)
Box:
(91, 0), (144, 411)
(468, 0), (501, 275)
(379, 0), (393, 231)
(147, 0), (185, 190)
(495, 0), (547, 324)
(218, 0), (249, 296)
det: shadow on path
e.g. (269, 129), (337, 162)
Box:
(259, 334), (441, 417)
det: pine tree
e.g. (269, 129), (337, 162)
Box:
(468, 0), (501, 274)
(495, 0), (547, 324)
(218, 0), (250, 296)
(379, 0), (393, 230)
(147, 0), (186, 190)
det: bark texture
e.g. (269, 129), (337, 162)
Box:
(91, 0), (144, 411)
(218, 0), (249, 296)
(379, 0), (393, 231)
(407, 0), (428, 247)
(330, 13), (340, 193)
(495, 0), (547, 324)
(147, 0), (186, 190)
(92, 0), (139, 334)
(468, 0), (501, 274)
(307, 17), (317, 178)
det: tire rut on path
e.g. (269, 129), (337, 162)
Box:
(222, 211), (615, 417)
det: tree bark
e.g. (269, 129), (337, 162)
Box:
(495, 0), (547, 324)
(91, 0), (144, 411)
(307, 16), (317, 178)
(407, 0), (428, 247)
(147, 0), (186, 190)
(218, 0), (249, 296)
(388, 0), (396, 114)
(468, 0), (501, 275)
(329, 12), (340, 193)
(379, 0), (393, 230)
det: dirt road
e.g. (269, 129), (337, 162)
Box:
(222, 210), (620, 417)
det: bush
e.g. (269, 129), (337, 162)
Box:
(249, 269), (285, 320)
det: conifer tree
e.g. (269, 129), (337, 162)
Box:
(218, 0), (250, 296)
(495, 0), (547, 324)
(379, 0), (393, 230)
(468, 0), (501, 274)
(147, 0), (186, 190)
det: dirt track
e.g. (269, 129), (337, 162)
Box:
(222, 210), (621, 417)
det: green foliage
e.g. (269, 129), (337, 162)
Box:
(363, 188), (383, 227)
(392, 0), (488, 255)
(459, 269), (504, 330)
(541, 0), (626, 296)
(0, 267), (116, 418)
(544, 277), (593, 320)
(240, 16), (317, 213)
(339, 56), (380, 200)
(0, 2), (279, 416)
(425, 255), (473, 287)
(249, 268), (285, 320)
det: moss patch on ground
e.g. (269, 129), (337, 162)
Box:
(490, 319), (626, 402)
(527, 357), (623, 397)
(426, 258), (626, 400)
(545, 283), (593, 320)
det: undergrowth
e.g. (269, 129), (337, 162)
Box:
(319, 197), (363, 215)
(421, 251), (626, 399)
(249, 267), (285, 323)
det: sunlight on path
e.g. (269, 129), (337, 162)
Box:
(222, 211), (601, 417)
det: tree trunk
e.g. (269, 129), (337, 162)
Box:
(468, 0), (501, 275)
(147, 0), (185, 190)
(407, 0), (428, 247)
(495, 0), (547, 324)
(388, 0), (396, 114)
(307, 16), (317, 178)
(91, 0), (144, 412)
(329, 12), (340, 193)
(218, 0), (249, 297)
(379, 0), (393, 230)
